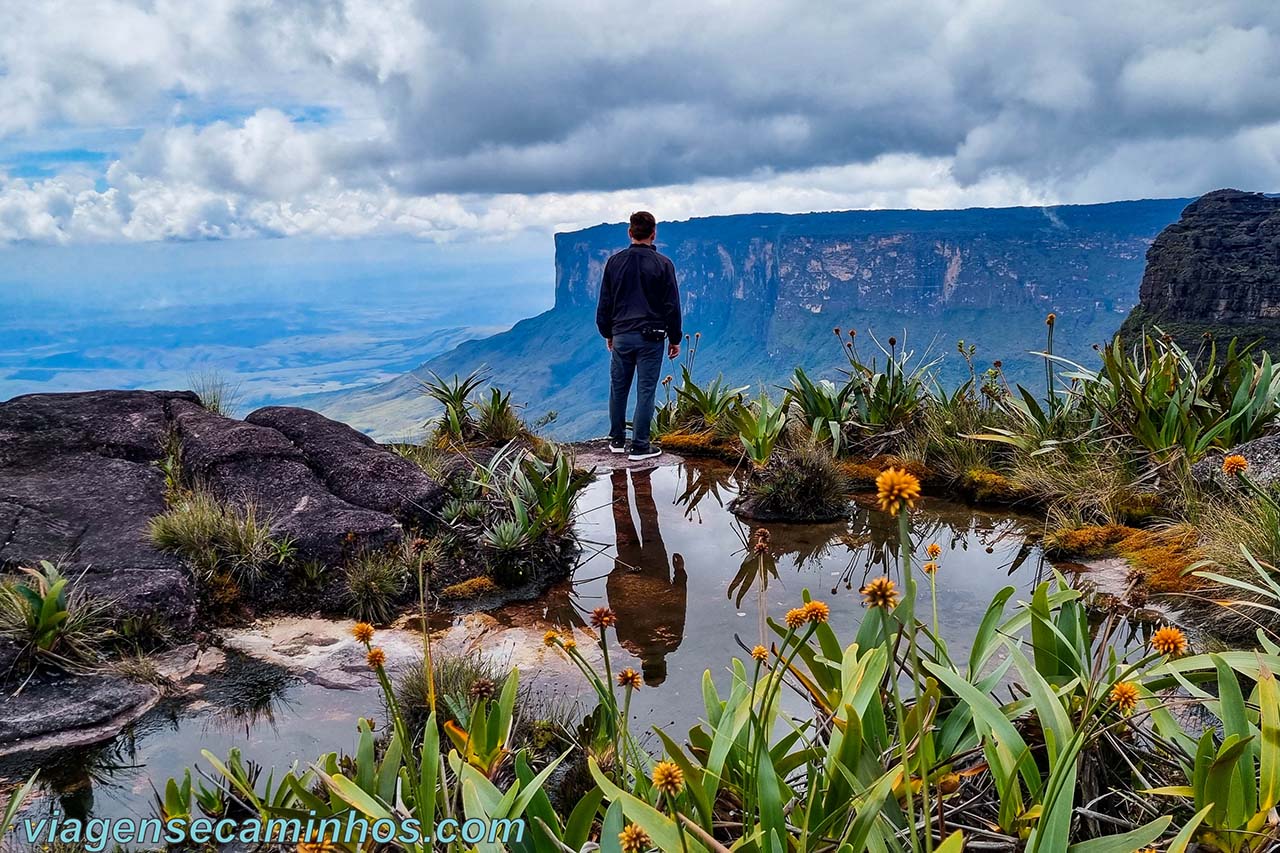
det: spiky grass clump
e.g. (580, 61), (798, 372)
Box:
(1197, 490), (1280, 574)
(188, 369), (243, 418)
(343, 549), (408, 624)
(1009, 448), (1144, 526)
(149, 489), (289, 586)
(394, 652), (509, 737)
(744, 446), (848, 521)
(474, 388), (527, 444)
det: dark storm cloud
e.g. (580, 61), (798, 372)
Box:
(328, 0), (1280, 195)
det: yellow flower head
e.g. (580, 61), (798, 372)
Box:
(619, 823), (652, 853)
(351, 622), (375, 644)
(926, 542), (942, 559)
(366, 647), (386, 669)
(617, 668), (642, 689)
(803, 600), (831, 623)
(590, 606), (618, 629)
(861, 576), (900, 610)
(1223, 454), (1248, 476)
(297, 839), (339, 853)
(751, 644), (768, 662)
(784, 608), (807, 629)
(922, 561), (939, 575)
(875, 468), (921, 516)
(1151, 625), (1188, 657)
(562, 636), (577, 651)
(652, 760), (684, 796)
(543, 630), (559, 647)
(1109, 681), (1140, 715)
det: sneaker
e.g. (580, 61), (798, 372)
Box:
(628, 445), (662, 462)
(608, 440), (627, 454)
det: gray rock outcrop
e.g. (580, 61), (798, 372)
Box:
(0, 390), (447, 630)
(246, 406), (445, 525)
(168, 399), (407, 563)
(0, 390), (199, 629)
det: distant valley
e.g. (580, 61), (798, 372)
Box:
(319, 197), (1194, 440)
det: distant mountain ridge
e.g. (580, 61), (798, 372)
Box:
(318, 197), (1194, 440)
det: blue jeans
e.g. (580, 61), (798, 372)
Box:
(609, 332), (665, 449)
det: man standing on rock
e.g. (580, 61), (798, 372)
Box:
(596, 211), (682, 461)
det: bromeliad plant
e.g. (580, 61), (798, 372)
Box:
(0, 561), (112, 670)
(734, 390), (788, 468)
(1055, 330), (1280, 463)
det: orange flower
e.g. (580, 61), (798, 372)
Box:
(297, 838), (338, 853)
(652, 761), (684, 796)
(802, 600), (831, 623)
(750, 645), (768, 662)
(617, 668), (642, 689)
(1223, 454), (1248, 476)
(922, 561), (939, 575)
(352, 622), (375, 644)
(619, 823), (652, 853)
(543, 630), (559, 647)
(1109, 681), (1140, 715)
(1151, 625), (1188, 657)
(875, 468), (921, 516)
(861, 576), (900, 610)
(752, 527), (772, 554)
(926, 542), (942, 559)
(366, 647), (386, 669)
(562, 636), (577, 651)
(590, 606), (618, 628)
(784, 608), (807, 629)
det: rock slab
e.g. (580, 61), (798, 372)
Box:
(0, 391), (198, 628)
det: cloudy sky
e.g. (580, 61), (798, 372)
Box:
(2, 0), (1279, 246)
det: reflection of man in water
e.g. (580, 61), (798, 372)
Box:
(606, 468), (687, 686)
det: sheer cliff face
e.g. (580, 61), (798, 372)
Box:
(324, 199), (1189, 440)
(554, 201), (1187, 354)
(1135, 190), (1280, 325)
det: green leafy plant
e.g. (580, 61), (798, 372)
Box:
(785, 366), (855, 453)
(474, 386), (527, 444)
(672, 366), (748, 436)
(0, 561), (111, 668)
(421, 368), (488, 445)
(734, 390), (787, 467)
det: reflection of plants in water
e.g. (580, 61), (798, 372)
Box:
(195, 654), (297, 736)
(0, 727), (151, 824)
(727, 527), (780, 611)
(831, 508), (1042, 595)
(671, 461), (736, 520)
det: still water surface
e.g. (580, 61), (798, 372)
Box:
(1, 460), (1053, 830)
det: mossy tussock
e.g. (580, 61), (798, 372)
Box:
(1045, 523), (1203, 594)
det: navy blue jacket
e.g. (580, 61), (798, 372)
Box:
(596, 243), (682, 342)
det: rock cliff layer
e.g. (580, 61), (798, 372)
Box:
(319, 198), (1190, 439)
(1122, 189), (1280, 347)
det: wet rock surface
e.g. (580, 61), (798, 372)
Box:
(0, 672), (161, 756)
(219, 613), (592, 695)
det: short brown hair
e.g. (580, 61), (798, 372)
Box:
(629, 210), (656, 241)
